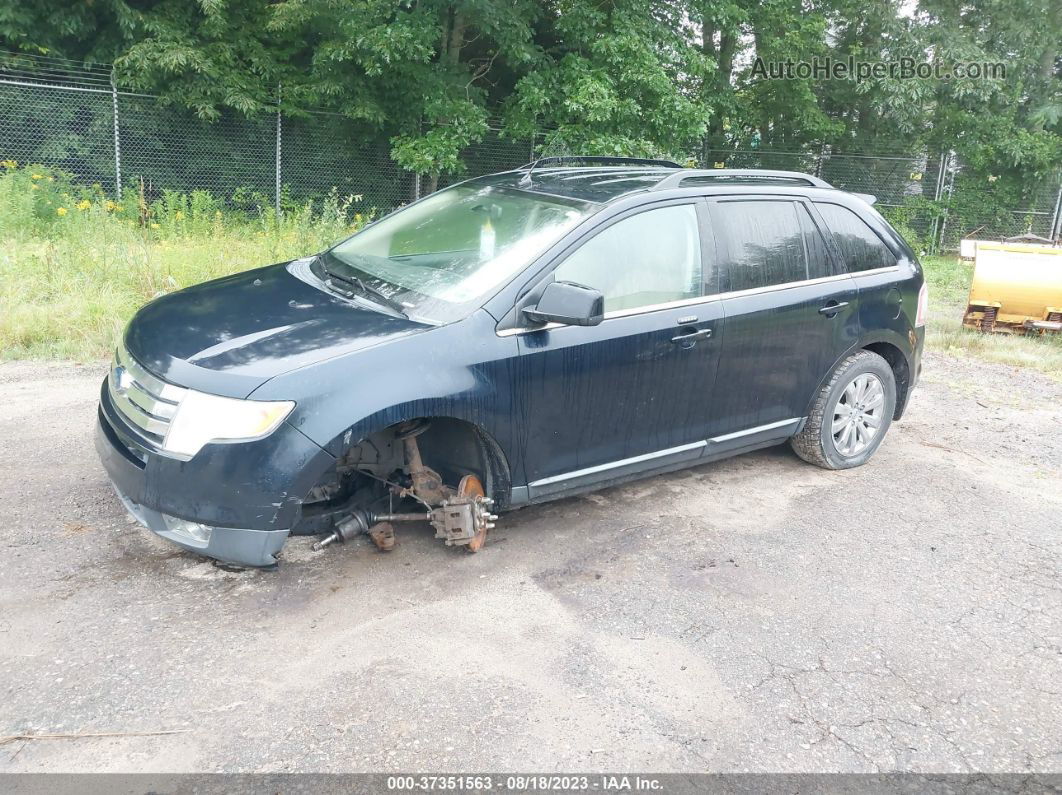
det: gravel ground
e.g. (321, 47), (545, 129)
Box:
(0, 351), (1059, 774)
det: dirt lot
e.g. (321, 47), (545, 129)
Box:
(0, 351), (1059, 774)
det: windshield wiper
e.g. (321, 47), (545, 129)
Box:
(319, 261), (409, 318)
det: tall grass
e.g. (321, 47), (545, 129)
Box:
(0, 162), (370, 359)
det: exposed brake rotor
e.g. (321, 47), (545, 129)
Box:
(458, 474), (489, 553)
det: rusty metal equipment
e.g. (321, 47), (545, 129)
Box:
(962, 238), (1062, 334)
(442, 474), (492, 552)
(312, 421), (497, 555)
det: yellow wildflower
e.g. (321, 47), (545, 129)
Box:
(76, 199), (91, 211)
(31, 183), (39, 190)
(56, 207), (68, 216)
(174, 210), (185, 221)
(105, 200), (117, 211)
(1, 159), (17, 169)
(150, 223), (160, 229)
(31, 173), (43, 180)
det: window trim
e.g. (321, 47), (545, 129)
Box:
(795, 200), (844, 279)
(495, 265), (898, 336)
(493, 193), (907, 338)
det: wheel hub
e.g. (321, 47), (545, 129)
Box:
(832, 373), (885, 457)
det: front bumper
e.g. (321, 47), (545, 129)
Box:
(95, 378), (334, 567)
(106, 479), (289, 567)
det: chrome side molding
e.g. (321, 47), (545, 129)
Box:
(527, 417), (804, 494)
(708, 417), (801, 445)
(528, 440), (707, 489)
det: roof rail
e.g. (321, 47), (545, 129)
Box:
(518, 156), (681, 186)
(651, 168), (834, 191)
(521, 156), (682, 171)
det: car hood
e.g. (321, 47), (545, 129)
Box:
(124, 262), (431, 398)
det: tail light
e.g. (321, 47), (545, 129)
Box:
(915, 281), (928, 327)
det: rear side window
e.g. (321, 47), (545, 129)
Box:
(816, 203), (898, 272)
(714, 200), (808, 291)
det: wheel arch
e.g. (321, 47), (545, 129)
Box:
(317, 411), (514, 509)
(861, 341), (911, 420)
(807, 332), (914, 422)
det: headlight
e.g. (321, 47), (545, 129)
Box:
(163, 390), (295, 458)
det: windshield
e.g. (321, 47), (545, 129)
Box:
(322, 183), (594, 323)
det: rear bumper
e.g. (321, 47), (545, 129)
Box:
(896, 326), (925, 420)
(95, 378), (334, 567)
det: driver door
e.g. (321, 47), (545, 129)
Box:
(512, 201), (724, 500)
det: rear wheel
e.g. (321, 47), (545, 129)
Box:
(790, 350), (896, 470)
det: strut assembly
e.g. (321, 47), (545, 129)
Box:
(312, 420), (498, 554)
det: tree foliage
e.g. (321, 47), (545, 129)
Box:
(1, 0), (1058, 182)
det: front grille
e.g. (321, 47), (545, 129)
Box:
(107, 342), (187, 446)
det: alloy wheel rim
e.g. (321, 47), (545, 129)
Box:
(832, 373), (885, 457)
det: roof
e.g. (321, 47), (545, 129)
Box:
(471, 165), (844, 205)
(474, 167), (679, 203)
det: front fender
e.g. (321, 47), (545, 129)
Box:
(249, 309), (524, 485)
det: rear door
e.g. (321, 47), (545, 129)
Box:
(706, 197), (860, 450)
(812, 201), (904, 335)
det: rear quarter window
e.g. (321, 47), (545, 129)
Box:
(816, 203), (898, 272)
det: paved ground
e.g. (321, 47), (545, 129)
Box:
(0, 352), (1059, 774)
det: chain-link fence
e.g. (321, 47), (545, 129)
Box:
(704, 148), (1062, 251)
(0, 50), (532, 215)
(3, 50), (1060, 251)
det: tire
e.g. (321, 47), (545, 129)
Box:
(790, 350), (897, 470)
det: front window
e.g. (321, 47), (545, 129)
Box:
(321, 183), (594, 323)
(553, 204), (703, 313)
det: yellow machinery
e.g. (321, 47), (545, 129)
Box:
(963, 239), (1062, 334)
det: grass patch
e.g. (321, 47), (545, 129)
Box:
(0, 162), (369, 360)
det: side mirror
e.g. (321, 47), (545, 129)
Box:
(523, 281), (604, 327)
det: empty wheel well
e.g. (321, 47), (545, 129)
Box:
(293, 417), (512, 535)
(862, 342), (910, 419)
(412, 418), (508, 497)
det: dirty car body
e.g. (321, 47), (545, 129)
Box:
(96, 159), (926, 567)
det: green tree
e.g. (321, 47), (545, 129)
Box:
(504, 0), (713, 159)
(0, 0), (1057, 183)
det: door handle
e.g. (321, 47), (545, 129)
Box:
(818, 301), (850, 317)
(671, 328), (712, 344)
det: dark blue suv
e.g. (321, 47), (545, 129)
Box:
(96, 158), (927, 567)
